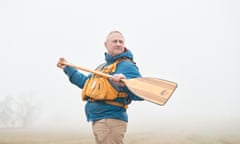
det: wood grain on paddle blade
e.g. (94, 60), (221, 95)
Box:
(122, 78), (177, 105)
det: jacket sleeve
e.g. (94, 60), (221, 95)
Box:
(63, 66), (89, 89)
(115, 61), (144, 101)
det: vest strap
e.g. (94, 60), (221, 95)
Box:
(105, 101), (128, 109)
(87, 98), (128, 109)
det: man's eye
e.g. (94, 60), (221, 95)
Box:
(113, 40), (123, 43)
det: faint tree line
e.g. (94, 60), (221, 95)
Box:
(0, 94), (39, 128)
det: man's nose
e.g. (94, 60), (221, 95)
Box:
(116, 40), (122, 45)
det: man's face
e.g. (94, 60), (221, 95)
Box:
(105, 32), (125, 57)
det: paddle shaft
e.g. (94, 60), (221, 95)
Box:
(63, 62), (113, 78)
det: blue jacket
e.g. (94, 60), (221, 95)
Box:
(63, 49), (143, 122)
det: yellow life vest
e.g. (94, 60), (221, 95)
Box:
(81, 58), (131, 102)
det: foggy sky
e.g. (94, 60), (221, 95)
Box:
(0, 0), (240, 133)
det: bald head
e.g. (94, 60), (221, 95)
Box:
(105, 31), (125, 42)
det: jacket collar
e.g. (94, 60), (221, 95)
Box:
(104, 48), (134, 64)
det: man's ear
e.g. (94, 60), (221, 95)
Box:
(104, 42), (107, 48)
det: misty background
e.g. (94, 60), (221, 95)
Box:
(0, 0), (239, 135)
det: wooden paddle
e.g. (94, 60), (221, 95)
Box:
(62, 62), (177, 106)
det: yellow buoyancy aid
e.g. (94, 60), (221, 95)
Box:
(81, 58), (131, 102)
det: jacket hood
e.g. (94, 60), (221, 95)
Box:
(104, 48), (134, 64)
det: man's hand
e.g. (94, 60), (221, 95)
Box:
(57, 57), (67, 69)
(109, 73), (126, 87)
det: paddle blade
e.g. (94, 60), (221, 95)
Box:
(122, 77), (177, 105)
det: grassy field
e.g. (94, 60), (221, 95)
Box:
(1, 128), (240, 144)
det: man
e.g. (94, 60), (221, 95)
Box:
(57, 31), (143, 144)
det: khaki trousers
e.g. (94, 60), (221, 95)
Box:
(92, 118), (127, 144)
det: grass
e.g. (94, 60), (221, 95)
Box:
(0, 128), (240, 144)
